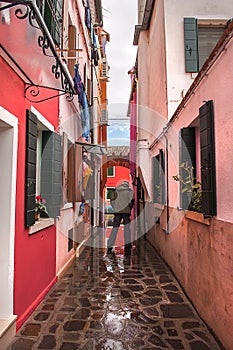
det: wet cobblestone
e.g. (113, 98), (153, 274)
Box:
(8, 239), (223, 350)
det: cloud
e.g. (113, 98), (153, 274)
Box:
(107, 121), (130, 146)
(102, 0), (137, 104)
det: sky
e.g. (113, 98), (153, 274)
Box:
(101, 0), (137, 145)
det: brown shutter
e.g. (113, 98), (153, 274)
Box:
(67, 143), (83, 203)
(200, 100), (216, 216)
(68, 24), (76, 76)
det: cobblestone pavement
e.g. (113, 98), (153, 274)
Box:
(8, 239), (223, 350)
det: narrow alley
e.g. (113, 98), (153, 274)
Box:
(7, 238), (222, 350)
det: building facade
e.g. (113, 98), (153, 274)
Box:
(0, 0), (109, 347)
(132, 1), (233, 348)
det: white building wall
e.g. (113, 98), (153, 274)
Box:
(164, 0), (232, 118)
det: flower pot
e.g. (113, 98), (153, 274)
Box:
(39, 211), (49, 218)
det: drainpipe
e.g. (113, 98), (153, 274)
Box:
(164, 131), (169, 234)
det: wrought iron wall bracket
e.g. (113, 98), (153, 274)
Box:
(0, 0), (76, 103)
(24, 84), (74, 103)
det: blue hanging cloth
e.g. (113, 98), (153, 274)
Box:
(73, 64), (90, 141)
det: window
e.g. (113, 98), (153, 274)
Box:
(36, 0), (63, 46)
(67, 23), (76, 76)
(25, 109), (62, 227)
(184, 18), (227, 72)
(152, 149), (165, 204)
(199, 100), (216, 216)
(179, 127), (196, 209)
(106, 187), (115, 200)
(179, 100), (216, 215)
(107, 166), (115, 177)
(62, 135), (82, 205)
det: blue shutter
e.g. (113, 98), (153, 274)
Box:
(184, 18), (199, 72)
(200, 100), (216, 216)
(25, 110), (37, 227)
(41, 131), (62, 217)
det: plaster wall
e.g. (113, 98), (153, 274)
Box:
(148, 27), (233, 350)
(137, 0), (167, 200)
(0, 58), (57, 330)
(55, 0), (93, 276)
(164, 0), (232, 117)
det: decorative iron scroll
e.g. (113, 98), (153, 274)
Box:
(0, 1), (76, 103)
(24, 84), (74, 103)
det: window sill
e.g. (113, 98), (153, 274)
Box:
(29, 218), (55, 235)
(61, 203), (73, 210)
(185, 210), (211, 226)
(153, 203), (164, 210)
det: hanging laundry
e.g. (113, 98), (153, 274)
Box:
(83, 161), (93, 190)
(73, 64), (90, 141)
(85, 0), (91, 30)
(91, 24), (99, 66)
(73, 64), (85, 106)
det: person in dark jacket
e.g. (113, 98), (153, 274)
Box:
(107, 180), (134, 254)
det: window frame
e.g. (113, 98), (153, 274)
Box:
(36, 0), (63, 46)
(27, 107), (55, 233)
(152, 149), (165, 205)
(184, 17), (228, 73)
(107, 166), (115, 177)
(106, 187), (115, 200)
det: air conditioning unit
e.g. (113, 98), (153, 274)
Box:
(101, 58), (108, 78)
(101, 109), (108, 123)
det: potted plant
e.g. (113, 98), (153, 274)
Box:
(35, 195), (48, 219)
(173, 162), (202, 213)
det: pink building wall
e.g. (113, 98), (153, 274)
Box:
(147, 25), (233, 350)
(138, 0), (167, 122)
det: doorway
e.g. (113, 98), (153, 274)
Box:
(0, 107), (18, 323)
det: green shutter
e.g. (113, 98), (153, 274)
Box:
(159, 149), (165, 205)
(153, 151), (165, 204)
(180, 127), (196, 209)
(184, 18), (199, 72)
(68, 228), (73, 252)
(152, 155), (160, 203)
(200, 100), (216, 216)
(41, 131), (62, 217)
(53, 0), (63, 45)
(25, 110), (37, 227)
(43, 0), (63, 45)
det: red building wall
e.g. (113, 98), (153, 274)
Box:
(0, 58), (57, 329)
(105, 165), (130, 189)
